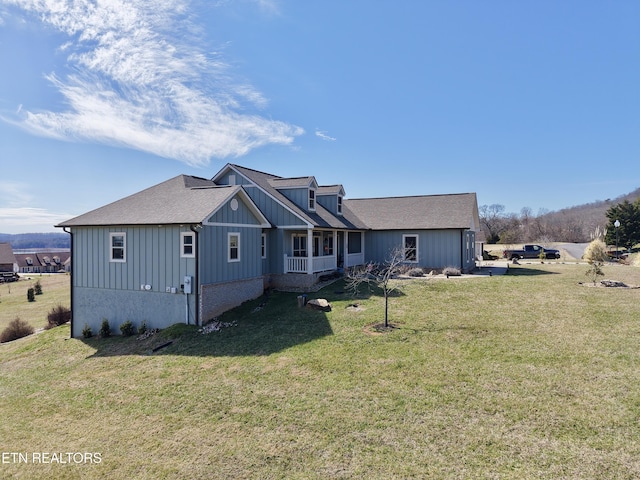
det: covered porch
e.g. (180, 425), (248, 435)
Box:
(283, 229), (365, 274)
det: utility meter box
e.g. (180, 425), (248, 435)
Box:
(183, 276), (192, 294)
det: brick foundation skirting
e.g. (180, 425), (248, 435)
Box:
(200, 277), (264, 323)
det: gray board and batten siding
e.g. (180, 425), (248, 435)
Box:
(70, 225), (198, 337)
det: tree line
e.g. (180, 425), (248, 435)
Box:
(480, 196), (640, 249)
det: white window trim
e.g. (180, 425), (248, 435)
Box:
(308, 188), (316, 211)
(337, 195), (343, 215)
(228, 232), (240, 262)
(261, 233), (267, 259)
(110, 232), (126, 263)
(181, 232), (195, 258)
(292, 233), (308, 257)
(402, 234), (419, 263)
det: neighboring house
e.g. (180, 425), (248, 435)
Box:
(57, 164), (480, 337)
(0, 243), (17, 273)
(14, 251), (71, 273)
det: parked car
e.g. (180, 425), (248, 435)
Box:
(502, 244), (561, 260)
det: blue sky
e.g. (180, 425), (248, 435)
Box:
(0, 0), (638, 234)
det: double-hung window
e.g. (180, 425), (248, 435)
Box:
(308, 189), (316, 211)
(403, 234), (418, 263)
(181, 232), (195, 258)
(292, 234), (307, 257)
(228, 233), (240, 262)
(261, 233), (267, 259)
(110, 232), (126, 262)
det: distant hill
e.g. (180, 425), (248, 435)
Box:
(538, 187), (640, 241)
(0, 233), (70, 250)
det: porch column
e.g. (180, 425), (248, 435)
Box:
(333, 230), (338, 269)
(307, 228), (313, 274)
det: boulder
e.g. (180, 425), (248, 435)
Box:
(306, 298), (332, 312)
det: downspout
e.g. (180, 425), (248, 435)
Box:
(460, 230), (465, 273)
(63, 227), (73, 338)
(190, 225), (200, 326)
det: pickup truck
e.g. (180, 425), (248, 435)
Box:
(502, 244), (561, 260)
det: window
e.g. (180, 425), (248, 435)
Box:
(323, 232), (334, 255)
(261, 233), (267, 259)
(347, 232), (362, 254)
(308, 189), (316, 211)
(292, 234), (307, 257)
(337, 196), (343, 215)
(181, 232), (195, 258)
(110, 233), (126, 262)
(313, 233), (321, 257)
(403, 235), (418, 263)
(228, 233), (240, 262)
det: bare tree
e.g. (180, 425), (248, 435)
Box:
(345, 247), (406, 328)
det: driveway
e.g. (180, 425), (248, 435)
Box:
(558, 243), (589, 260)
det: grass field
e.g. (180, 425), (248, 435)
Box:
(0, 274), (71, 331)
(1, 264), (640, 479)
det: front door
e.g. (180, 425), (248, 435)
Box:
(337, 231), (345, 267)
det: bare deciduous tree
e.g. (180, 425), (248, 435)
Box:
(345, 247), (407, 329)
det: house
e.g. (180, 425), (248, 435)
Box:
(14, 251), (71, 274)
(57, 164), (480, 337)
(0, 243), (17, 273)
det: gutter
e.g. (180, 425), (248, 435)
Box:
(189, 225), (200, 326)
(62, 227), (73, 338)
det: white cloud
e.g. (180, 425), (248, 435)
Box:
(315, 129), (336, 142)
(0, 207), (71, 233)
(2, 0), (303, 166)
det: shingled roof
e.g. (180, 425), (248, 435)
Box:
(343, 193), (479, 230)
(0, 243), (16, 268)
(57, 175), (250, 227)
(225, 165), (366, 230)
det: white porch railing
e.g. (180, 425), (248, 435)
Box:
(345, 252), (365, 267)
(284, 255), (337, 274)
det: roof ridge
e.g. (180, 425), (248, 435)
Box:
(345, 192), (474, 201)
(230, 164), (282, 179)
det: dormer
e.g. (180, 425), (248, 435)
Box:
(268, 176), (319, 213)
(317, 185), (346, 216)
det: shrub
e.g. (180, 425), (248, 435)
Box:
(584, 239), (608, 263)
(82, 323), (93, 338)
(138, 320), (148, 335)
(443, 266), (461, 277)
(46, 305), (71, 329)
(1, 317), (35, 343)
(585, 261), (605, 285)
(120, 320), (136, 337)
(406, 267), (424, 277)
(99, 318), (111, 338)
(27, 288), (35, 302)
(34, 280), (42, 295)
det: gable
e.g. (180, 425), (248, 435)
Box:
(205, 191), (270, 228)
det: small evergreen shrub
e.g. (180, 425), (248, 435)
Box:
(99, 318), (111, 338)
(119, 320), (136, 337)
(46, 305), (72, 329)
(1, 317), (35, 343)
(138, 320), (148, 335)
(27, 288), (35, 302)
(34, 280), (43, 295)
(82, 323), (93, 338)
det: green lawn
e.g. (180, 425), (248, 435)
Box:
(1, 264), (640, 479)
(0, 274), (70, 331)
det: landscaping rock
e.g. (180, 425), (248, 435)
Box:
(601, 280), (628, 288)
(306, 298), (332, 312)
